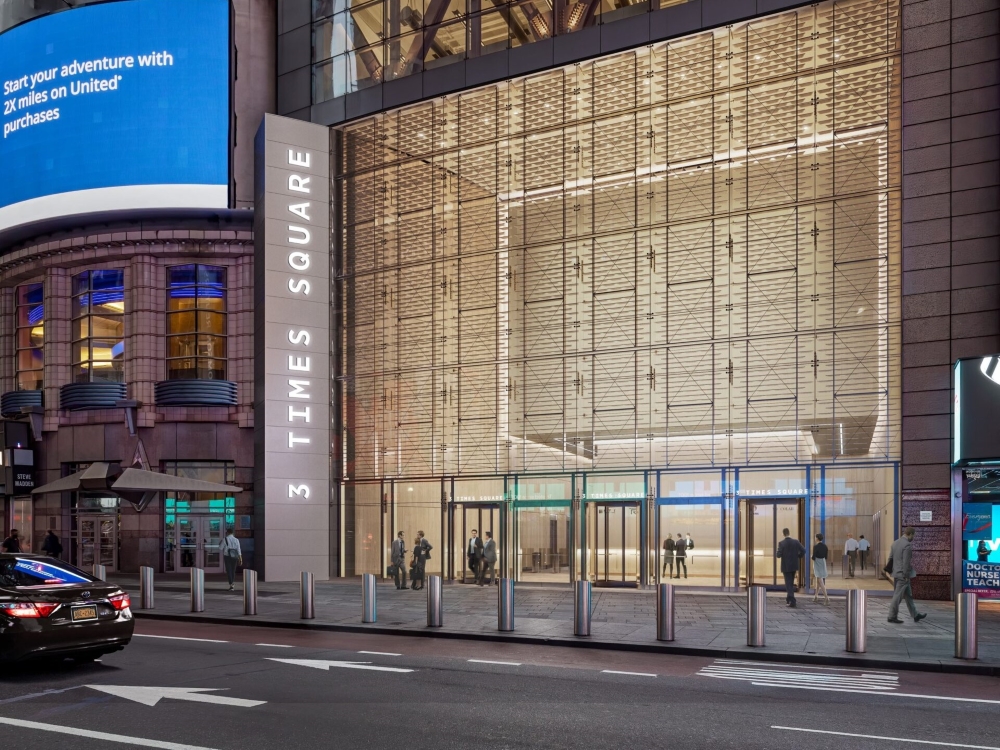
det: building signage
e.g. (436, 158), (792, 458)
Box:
(954, 356), (1000, 464)
(253, 114), (330, 582)
(962, 501), (1000, 599)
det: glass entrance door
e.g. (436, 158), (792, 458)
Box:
(590, 502), (640, 587)
(171, 515), (225, 573)
(452, 504), (501, 583)
(78, 516), (116, 571)
(742, 500), (804, 588)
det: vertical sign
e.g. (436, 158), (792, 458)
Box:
(254, 114), (330, 582)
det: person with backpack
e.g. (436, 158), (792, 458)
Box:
(662, 535), (675, 579)
(219, 528), (242, 591)
(41, 529), (63, 559)
(674, 533), (687, 579)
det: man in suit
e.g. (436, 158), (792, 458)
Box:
(391, 531), (408, 589)
(888, 527), (927, 624)
(479, 531), (498, 586)
(467, 529), (484, 583)
(776, 527), (805, 607)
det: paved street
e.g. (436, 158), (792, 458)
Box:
(1, 619), (999, 749)
(110, 576), (1000, 671)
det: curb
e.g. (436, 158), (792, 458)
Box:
(133, 611), (1000, 678)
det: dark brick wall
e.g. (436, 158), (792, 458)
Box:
(901, 0), (1000, 598)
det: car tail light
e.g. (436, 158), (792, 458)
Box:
(0, 601), (58, 618)
(108, 592), (130, 611)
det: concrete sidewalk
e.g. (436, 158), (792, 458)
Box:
(111, 575), (1000, 676)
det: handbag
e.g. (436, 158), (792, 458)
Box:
(387, 564), (398, 577)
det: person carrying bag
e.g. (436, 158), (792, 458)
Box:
(220, 528), (243, 591)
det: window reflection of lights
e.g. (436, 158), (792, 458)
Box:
(566, 2), (586, 30)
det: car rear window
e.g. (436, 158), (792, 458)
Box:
(0, 557), (93, 587)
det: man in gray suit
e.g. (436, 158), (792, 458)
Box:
(888, 526), (927, 624)
(479, 531), (498, 586)
(391, 531), (408, 590)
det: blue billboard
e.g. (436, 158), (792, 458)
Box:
(0, 0), (230, 231)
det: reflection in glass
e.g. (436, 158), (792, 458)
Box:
(15, 282), (43, 390)
(167, 264), (227, 380)
(71, 270), (125, 383)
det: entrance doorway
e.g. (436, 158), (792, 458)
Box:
(589, 502), (640, 588)
(78, 515), (117, 571)
(167, 515), (224, 573)
(515, 505), (570, 583)
(741, 499), (804, 588)
(452, 504), (501, 583)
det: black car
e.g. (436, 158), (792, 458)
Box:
(0, 554), (133, 662)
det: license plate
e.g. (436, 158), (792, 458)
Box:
(71, 606), (97, 622)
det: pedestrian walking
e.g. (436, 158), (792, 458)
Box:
(410, 531), (432, 590)
(479, 531), (497, 586)
(673, 533), (687, 579)
(776, 527), (805, 607)
(811, 533), (829, 605)
(662, 535), (675, 578)
(887, 526), (927, 624)
(391, 531), (408, 589)
(844, 534), (859, 577)
(467, 528), (484, 583)
(219, 528), (242, 590)
(1, 529), (21, 553)
(858, 535), (870, 571)
(41, 529), (62, 559)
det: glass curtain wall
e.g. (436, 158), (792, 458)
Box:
(338, 0), (901, 582)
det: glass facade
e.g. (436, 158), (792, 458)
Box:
(336, 0), (901, 587)
(312, 0), (693, 101)
(166, 265), (228, 380)
(71, 269), (125, 383)
(15, 283), (43, 391)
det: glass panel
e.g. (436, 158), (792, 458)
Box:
(178, 518), (197, 568)
(516, 506), (569, 583)
(314, 57), (347, 102)
(71, 341), (89, 364)
(751, 503), (775, 586)
(164, 513), (176, 572)
(168, 335), (196, 358)
(17, 371), (42, 391)
(98, 519), (115, 568)
(348, 43), (385, 91)
(198, 359), (228, 380)
(395, 480), (442, 576)
(350, 483), (383, 575)
(168, 311), (195, 335)
(80, 519), (96, 568)
(168, 288), (198, 312)
(91, 315), (124, 338)
(197, 311), (226, 334)
(517, 476), (571, 501)
(203, 517), (223, 570)
(197, 335), (227, 359)
(72, 318), (90, 340)
(73, 272), (90, 297)
(658, 504), (721, 586)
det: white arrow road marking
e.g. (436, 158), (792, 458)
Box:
(773, 726), (1000, 749)
(86, 685), (265, 708)
(267, 658), (414, 673)
(0, 716), (220, 750)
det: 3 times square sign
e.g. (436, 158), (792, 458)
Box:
(253, 114), (331, 581)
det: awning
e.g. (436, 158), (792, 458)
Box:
(111, 467), (240, 494)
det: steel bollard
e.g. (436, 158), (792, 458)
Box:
(426, 575), (443, 627)
(846, 589), (867, 653)
(92, 564), (106, 582)
(956, 592), (979, 660)
(190, 567), (205, 613)
(747, 584), (766, 647)
(498, 578), (514, 632)
(574, 580), (592, 636)
(139, 566), (154, 609)
(362, 573), (377, 623)
(243, 569), (257, 615)
(300, 571), (315, 620)
(656, 583), (675, 642)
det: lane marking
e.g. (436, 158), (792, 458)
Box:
(133, 634), (229, 644)
(773, 726), (1000, 749)
(86, 685), (265, 708)
(602, 670), (657, 677)
(717, 658), (898, 675)
(0, 716), (220, 750)
(468, 659), (522, 666)
(255, 643), (295, 648)
(756, 683), (1000, 704)
(0, 687), (84, 706)
(359, 651), (402, 656)
(268, 658), (414, 674)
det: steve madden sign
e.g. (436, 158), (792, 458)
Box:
(253, 114), (331, 581)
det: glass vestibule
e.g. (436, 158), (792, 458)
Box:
(655, 501), (724, 586)
(514, 504), (571, 584)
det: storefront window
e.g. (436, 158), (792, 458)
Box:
(15, 282), (43, 391)
(166, 265), (227, 380)
(71, 270), (125, 383)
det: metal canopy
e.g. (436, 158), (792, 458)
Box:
(32, 462), (240, 512)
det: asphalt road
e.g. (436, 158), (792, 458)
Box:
(1, 620), (999, 750)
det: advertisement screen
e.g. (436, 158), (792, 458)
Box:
(0, 0), (230, 232)
(963, 503), (1000, 599)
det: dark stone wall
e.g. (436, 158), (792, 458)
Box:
(901, 0), (1000, 598)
